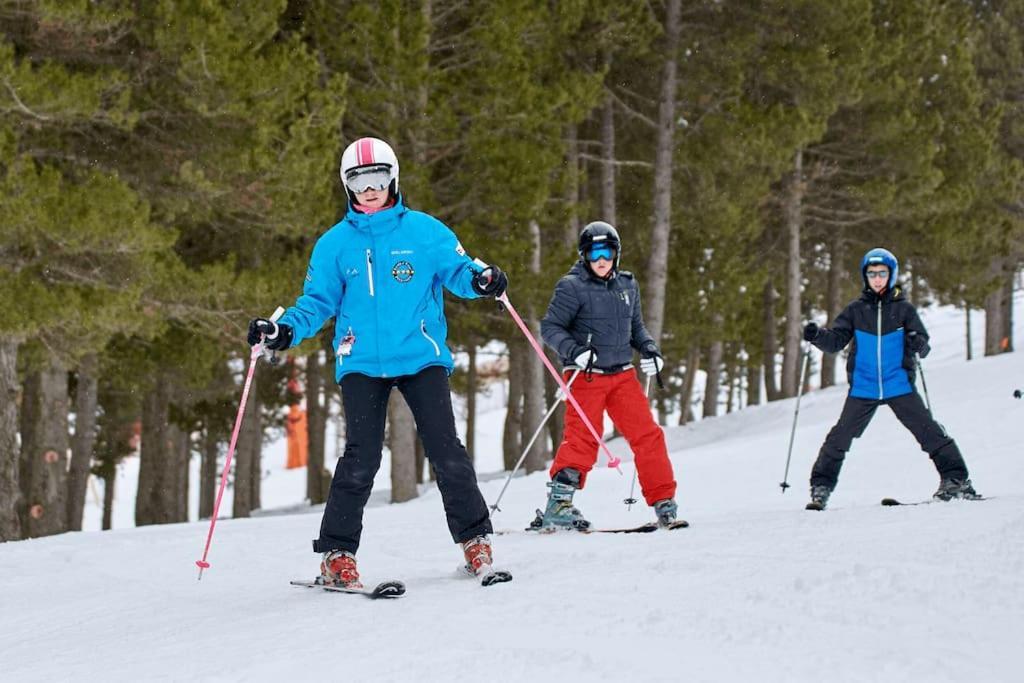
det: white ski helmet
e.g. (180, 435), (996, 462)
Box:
(339, 137), (399, 200)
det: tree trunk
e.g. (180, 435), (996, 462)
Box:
(521, 220), (547, 473)
(19, 362), (70, 538)
(601, 87), (617, 226)
(725, 349), (737, 414)
(173, 424), (190, 522)
(780, 149), (805, 398)
(644, 0), (682, 346)
(137, 374), (171, 525)
(565, 124), (581, 248)
(232, 383), (261, 518)
(67, 353), (98, 531)
(746, 358), (762, 407)
(466, 343), (477, 462)
(101, 462), (115, 531)
(502, 340), (524, 470)
(307, 341), (329, 505)
(966, 306), (973, 361)
(702, 340), (723, 419)
(821, 234), (844, 389)
(678, 346), (700, 425)
(984, 261), (1007, 356)
(389, 391), (418, 503)
(199, 425), (218, 519)
(1002, 268), (1014, 353)
(0, 338), (22, 542)
(762, 279), (781, 401)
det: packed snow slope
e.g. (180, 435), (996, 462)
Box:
(4, 306), (1024, 682)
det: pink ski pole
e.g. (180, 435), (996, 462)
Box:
(497, 292), (622, 472)
(195, 307), (283, 579)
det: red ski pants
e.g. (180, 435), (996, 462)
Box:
(550, 370), (676, 505)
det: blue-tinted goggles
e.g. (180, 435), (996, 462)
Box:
(585, 244), (617, 262)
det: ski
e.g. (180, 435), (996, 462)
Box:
(498, 519), (690, 535)
(882, 496), (987, 507)
(805, 502), (824, 511)
(290, 578), (406, 599)
(457, 564), (513, 587)
(587, 519), (690, 534)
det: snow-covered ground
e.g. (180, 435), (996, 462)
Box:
(4, 302), (1024, 682)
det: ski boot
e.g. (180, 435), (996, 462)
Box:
(461, 535), (512, 586)
(806, 485), (832, 511)
(653, 498), (678, 528)
(528, 467), (591, 531)
(933, 477), (982, 501)
(319, 549), (363, 589)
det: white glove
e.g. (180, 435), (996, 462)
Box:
(573, 348), (597, 368)
(640, 355), (663, 376)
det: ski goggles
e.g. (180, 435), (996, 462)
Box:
(865, 270), (890, 279)
(345, 164), (392, 194)
(584, 244), (617, 262)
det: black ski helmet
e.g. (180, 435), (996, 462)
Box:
(578, 221), (621, 271)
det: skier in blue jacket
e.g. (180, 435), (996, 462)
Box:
(248, 137), (511, 586)
(803, 247), (980, 509)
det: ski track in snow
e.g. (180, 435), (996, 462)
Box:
(2, 303), (1024, 682)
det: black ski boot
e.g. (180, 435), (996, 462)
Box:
(806, 485), (832, 511)
(933, 478), (982, 501)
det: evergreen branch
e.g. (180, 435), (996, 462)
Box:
(606, 88), (658, 130)
(1, 77), (51, 121)
(577, 152), (653, 169)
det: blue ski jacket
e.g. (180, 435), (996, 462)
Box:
(278, 197), (485, 382)
(810, 285), (927, 400)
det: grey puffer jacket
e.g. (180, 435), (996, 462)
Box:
(540, 262), (656, 373)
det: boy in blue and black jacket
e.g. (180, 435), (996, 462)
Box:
(802, 248), (980, 509)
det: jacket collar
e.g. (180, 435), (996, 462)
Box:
(345, 195), (407, 235)
(860, 284), (904, 304)
(570, 260), (617, 284)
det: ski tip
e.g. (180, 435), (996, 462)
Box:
(805, 502), (824, 511)
(481, 570), (513, 587)
(880, 498), (902, 506)
(371, 580), (406, 598)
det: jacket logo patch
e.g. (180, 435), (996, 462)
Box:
(455, 241), (466, 256)
(345, 267), (360, 278)
(392, 260), (415, 283)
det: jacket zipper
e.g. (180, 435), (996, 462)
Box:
(876, 303), (884, 400)
(420, 320), (440, 357)
(365, 248), (375, 297)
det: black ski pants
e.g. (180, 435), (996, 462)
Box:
(313, 365), (492, 555)
(810, 390), (968, 489)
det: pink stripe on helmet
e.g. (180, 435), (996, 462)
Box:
(357, 138), (375, 166)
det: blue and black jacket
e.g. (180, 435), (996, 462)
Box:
(810, 284), (927, 400)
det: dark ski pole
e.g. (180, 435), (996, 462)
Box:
(908, 331), (932, 415)
(780, 343), (811, 493)
(624, 374), (654, 509)
(490, 368), (583, 514)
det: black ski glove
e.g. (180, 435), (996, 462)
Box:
(472, 265), (508, 298)
(803, 322), (819, 342)
(248, 318), (293, 350)
(907, 331), (930, 358)
(640, 341), (661, 359)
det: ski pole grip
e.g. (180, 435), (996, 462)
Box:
(264, 306), (287, 365)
